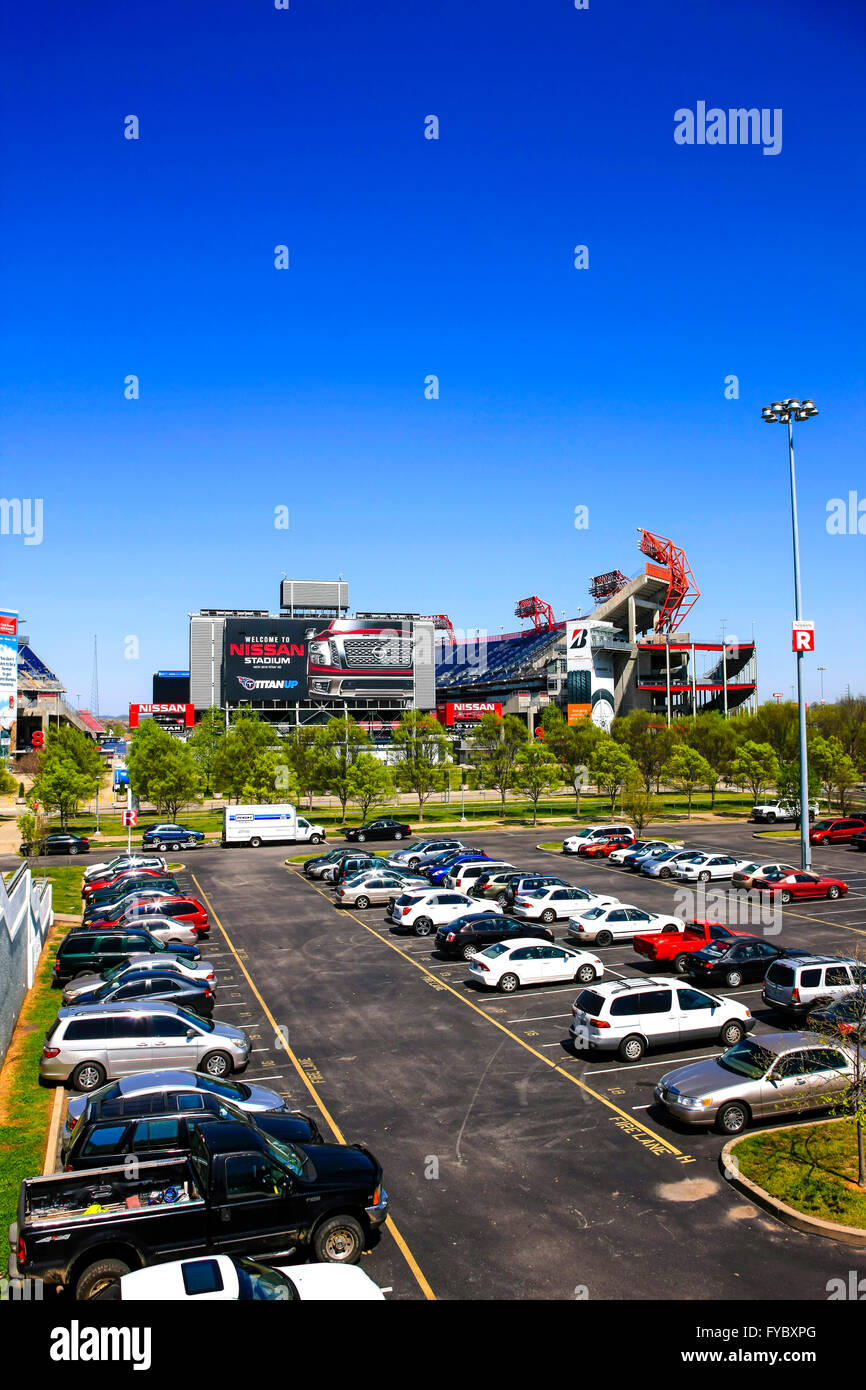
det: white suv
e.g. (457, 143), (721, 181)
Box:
(385, 890), (499, 937)
(762, 954), (866, 1020)
(562, 824), (634, 854)
(446, 861), (514, 892)
(570, 977), (753, 1062)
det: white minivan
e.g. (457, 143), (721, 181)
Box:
(562, 825), (634, 855)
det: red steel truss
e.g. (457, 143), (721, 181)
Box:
(637, 528), (701, 634)
(514, 596), (556, 632)
(422, 613), (457, 644)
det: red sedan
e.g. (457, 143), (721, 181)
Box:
(752, 870), (848, 903)
(81, 867), (166, 899)
(83, 896), (210, 933)
(578, 833), (636, 859)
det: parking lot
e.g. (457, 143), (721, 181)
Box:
(152, 819), (866, 1301)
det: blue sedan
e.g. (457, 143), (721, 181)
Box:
(141, 824), (205, 850)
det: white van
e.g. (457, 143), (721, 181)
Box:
(222, 804), (325, 848)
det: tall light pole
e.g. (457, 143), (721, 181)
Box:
(817, 667), (826, 705)
(761, 397), (818, 870)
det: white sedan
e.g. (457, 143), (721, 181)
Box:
(111, 1254), (385, 1301)
(385, 890), (500, 936)
(512, 885), (619, 923)
(567, 904), (684, 947)
(672, 854), (752, 883)
(469, 939), (604, 993)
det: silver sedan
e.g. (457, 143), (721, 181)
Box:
(336, 871), (428, 908)
(654, 1031), (856, 1135)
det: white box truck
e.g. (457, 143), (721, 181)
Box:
(222, 804), (326, 848)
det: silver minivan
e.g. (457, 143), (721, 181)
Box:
(40, 1001), (251, 1092)
(762, 954), (866, 1019)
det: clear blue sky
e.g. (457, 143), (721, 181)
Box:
(2, 0), (864, 712)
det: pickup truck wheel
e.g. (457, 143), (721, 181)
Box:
(618, 1035), (645, 1062)
(313, 1214), (364, 1264)
(725, 969), (744, 987)
(201, 1050), (232, 1077)
(596, 930), (613, 947)
(71, 1061), (106, 1092)
(719, 1020), (745, 1047)
(76, 1258), (131, 1301)
(765, 813), (777, 823)
(672, 953), (690, 974)
(716, 1101), (749, 1135)
(576, 964), (596, 984)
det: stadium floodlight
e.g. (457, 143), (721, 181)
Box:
(760, 397), (819, 871)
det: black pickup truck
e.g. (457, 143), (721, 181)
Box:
(10, 1121), (388, 1298)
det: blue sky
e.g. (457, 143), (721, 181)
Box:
(2, 0), (864, 712)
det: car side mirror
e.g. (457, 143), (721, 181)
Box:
(186, 1031), (196, 1041)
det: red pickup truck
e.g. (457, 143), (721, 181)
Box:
(633, 919), (748, 974)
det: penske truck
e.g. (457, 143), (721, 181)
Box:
(221, 803), (325, 848)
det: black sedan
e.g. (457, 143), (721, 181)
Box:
(807, 992), (866, 1040)
(62, 1103), (322, 1171)
(21, 832), (90, 857)
(345, 817), (412, 843)
(63, 972), (215, 1017)
(435, 912), (555, 960)
(683, 936), (791, 989)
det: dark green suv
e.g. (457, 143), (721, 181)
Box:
(52, 929), (200, 985)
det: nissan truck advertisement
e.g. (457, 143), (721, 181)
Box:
(223, 616), (417, 702)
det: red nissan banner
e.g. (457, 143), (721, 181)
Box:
(129, 703), (195, 728)
(436, 701), (503, 727)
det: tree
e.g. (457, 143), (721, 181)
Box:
(512, 743), (561, 825)
(287, 726), (329, 810)
(241, 748), (298, 805)
(128, 721), (200, 818)
(809, 735), (858, 814)
(31, 726), (104, 827)
(612, 710), (675, 792)
(751, 701), (800, 762)
(188, 708), (226, 795)
(470, 712), (528, 816)
(776, 760), (822, 828)
(212, 712), (282, 803)
(540, 706), (603, 813)
(728, 741), (779, 804)
(17, 808), (46, 855)
(681, 712), (737, 806)
(663, 747), (713, 819)
(347, 753), (393, 820)
(621, 775), (663, 835)
(391, 712), (451, 821)
(589, 742), (637, 814)
(807, 951), (866, 1189)
(317, 717), (371, 820)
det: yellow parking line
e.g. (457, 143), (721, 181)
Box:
(191, 873), (436, 1301)
(291, 872), (695, 1165)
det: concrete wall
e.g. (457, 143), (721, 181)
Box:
(0, 864), (54, 1065)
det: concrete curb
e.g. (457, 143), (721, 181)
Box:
(720, 1120), (866, 1248)
(42, 1085), (65, 1175)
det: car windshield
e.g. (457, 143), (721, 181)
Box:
(235, 1259), (299, 1301)
(175, 1007), (214, 1033)
(264, 1135), (307, 1177)
(718, 1039), (776, 1079)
